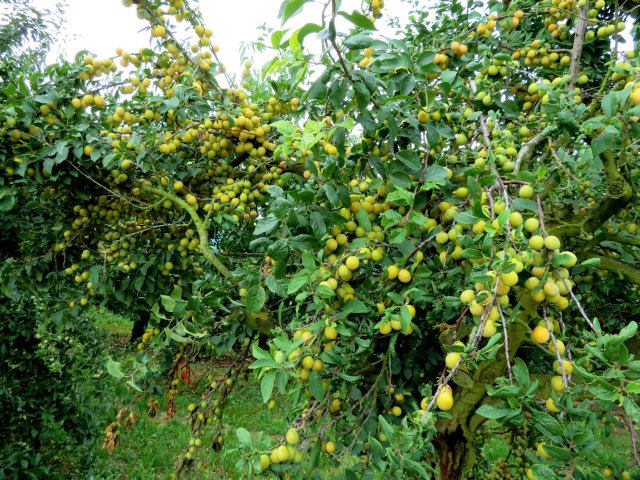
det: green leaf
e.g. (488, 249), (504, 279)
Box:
(454, 212), (479, 225)
(396, 150), (421, 172)
(512, 198), (538, 212)
(551, 253), (573, 268)
(387, 187), (414, 206)
(308, 371), (324, 401)
(279, 0), (306, 23)
(512, 358), (530, 387)
(423, 165), (448, 183)
(310, 211), (326, 237)
(106, 358), (125, 379)
(460, 248), (483, 259)
(344, 33), (374, 49)
(236, 427), (252, 447)
(161, 295), (176, 313)
(261, 370), (276, 403)
(337, 10), (376, 30)
(530, 464), (559, 480)
(287, 273), (309, 294)
(336, 299), (370, 320)
(579, 257), (601, 267)
(254, 216), (279, 236)
(246, 286), (266, 313)
(356, 207), (372, 231)
(476, 404), (516, 420)
(0, 189), (16, 212)
(602, 90), (618, 117)
(316, 284), (335, 298)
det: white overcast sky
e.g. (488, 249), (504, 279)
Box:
(32, 0), (411, 76)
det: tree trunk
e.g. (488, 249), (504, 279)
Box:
(434, 323), (528, 479)
(130, 305), (149, 344)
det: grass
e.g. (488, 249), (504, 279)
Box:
(86, 311), (640, 480)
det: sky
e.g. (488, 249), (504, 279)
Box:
(32, 0), (410, 76)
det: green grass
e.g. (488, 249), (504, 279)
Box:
(87, 314), (639, 480)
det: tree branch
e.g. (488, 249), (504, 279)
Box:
(142, 186), (235, 282)
(568, 5), (588, 88)
(514, 126), (557, 173)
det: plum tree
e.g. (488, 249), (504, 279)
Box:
(1, 0), (640, 478)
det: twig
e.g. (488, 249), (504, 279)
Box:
(627, 416), (640, 468)
(555, 269), (600, 337)
(542, 303), (569, 389)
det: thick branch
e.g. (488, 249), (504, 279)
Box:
(514, 126), (557, 173)
(584, 255), (640, 285)
(582, 151), (634, 233)
(549, 151), (634, 238)
(142, 186), (235, 282)
(568, 5), (588, 88)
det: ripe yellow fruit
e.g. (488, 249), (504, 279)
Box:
(549, 339), (565, 355)
(345, 256), (360, 270)
(173, 180), (184, 191)
(324, 326), (338, 340)
(286, 428), (299, 445)
(483, 320), (497, 337)
(387, 265), (399, 280)
(391, 405), (402, 416)
(436, 385), (454, 411)
(546, 397), (561, 413)
(544, 235), (561, 251)
(259, 453), (271, 470)
(325, 238), (338, 251)
(550, 375), (565, 393)
(500, 270), (519, 287)
(543, 282), (560, 297)
(445, 351), (461, 369)
(302, 356), (314, 370)
(371, 247), (384, 261)
(379, 322), (392, 334)
(519, 184), (534, 199)
(531, 325), (550, 344)
(524, 217), (540, 232)
(529, 235), (545, 250)
(418, 110), (429, 123)
(325, 441), (336, 454)
(405, 304), (416, 318)
(469, 301), (484, 316)
(185, 194), (197, 206)
(508, 212), (523, 227)
(397, 269), (412, 283)
(553, 359), (573, 375)
(460, 289), (475, 303)
(337, 264), (352, 281)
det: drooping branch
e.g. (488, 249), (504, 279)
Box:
(142, 186), (236, 282)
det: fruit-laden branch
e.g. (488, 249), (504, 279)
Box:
(550, 151), (634, 237)
(142, 186), (236, 283)
(582, 255), (640, 285)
